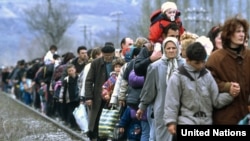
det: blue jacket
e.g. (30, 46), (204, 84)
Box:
(119, 107), (141, 140)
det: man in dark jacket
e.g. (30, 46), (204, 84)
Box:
(71, 46), (89, 74)
(85, 44), (117, 141)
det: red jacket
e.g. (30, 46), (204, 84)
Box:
(148, 10), (185, 43)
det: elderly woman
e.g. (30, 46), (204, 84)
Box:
(136, 37), (185, 141)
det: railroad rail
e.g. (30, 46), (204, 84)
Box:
(0, 91), (89, 141)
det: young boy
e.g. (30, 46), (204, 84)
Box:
(118, 106), (145, 141)
(20, 75), (33, 106)
(38, 80), (47, 114)
(59, 64), (79, 130)
(163, 42), (234, 135)
(149, 1), (185, 43)
(102, 58), (125, 102)
(43, 45), (58, 65)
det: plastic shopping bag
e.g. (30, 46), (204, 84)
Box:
(73, 104), (89, 133)
(238, 113), (250, 125)
(98, 107), (119, 138)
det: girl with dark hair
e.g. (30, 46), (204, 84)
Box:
(207, 25), (223, 51)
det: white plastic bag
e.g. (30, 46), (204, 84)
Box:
(73, 104), (89, 133)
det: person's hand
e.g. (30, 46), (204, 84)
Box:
(144, 42), (154, 52)
(229, 82), (240, 97)
(119, 100), (126, 107)
(167, 123), (176, 135)
(104, 95), (110, 101)
(150, 50), (162, 62)
(85, 100), (93, 106)
(59, 98), (63, 103)
(51, 59), (55, 64)
(32, 81), (36, 86)
(119, 127), (125, 133)
(13, 79), (18, 83)
(136, 109), (144, 120)
(109, 103), (117, 108)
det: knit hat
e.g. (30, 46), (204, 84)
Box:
(161, 2), (177, 13)
(101, 45), (115, 53)
(104, 42), (114, 47)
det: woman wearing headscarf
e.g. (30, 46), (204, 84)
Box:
(136, 37), (185, 141)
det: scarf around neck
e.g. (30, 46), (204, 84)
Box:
(161, 55), (178, 80)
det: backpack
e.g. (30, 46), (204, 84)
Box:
(130, 108), (147, 121)
(53, 80), (62, 99)
(53, 64), (67, 81)
(126, 69), (145, 106)
(128, 69), (144, 88)
(36, 64), (54, 84)
(123, 46), (136, 62)
(26, 63), (41, 79)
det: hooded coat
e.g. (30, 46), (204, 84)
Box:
(138, 37), (184, 141)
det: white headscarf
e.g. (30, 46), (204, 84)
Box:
(161, 37), (180, 80)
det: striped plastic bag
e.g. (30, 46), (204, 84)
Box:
(98, 107), (119, 138)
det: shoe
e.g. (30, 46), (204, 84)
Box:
(70, 125), (79, 131)
(81, 131), (89, 138)
(54, 117), (60, 121)
(63, 121), (69, 126)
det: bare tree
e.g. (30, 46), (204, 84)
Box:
(23, 0), (76, 52)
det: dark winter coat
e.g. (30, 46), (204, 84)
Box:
(134, 47), (153, 77)
(118, 107), (142, 140)
(123, 59), (144, 108)
(85, 57), (116, 131)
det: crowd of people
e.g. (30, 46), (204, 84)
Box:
(1, 1), (250, 141)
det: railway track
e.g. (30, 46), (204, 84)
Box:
(0, 91), (89, 141)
